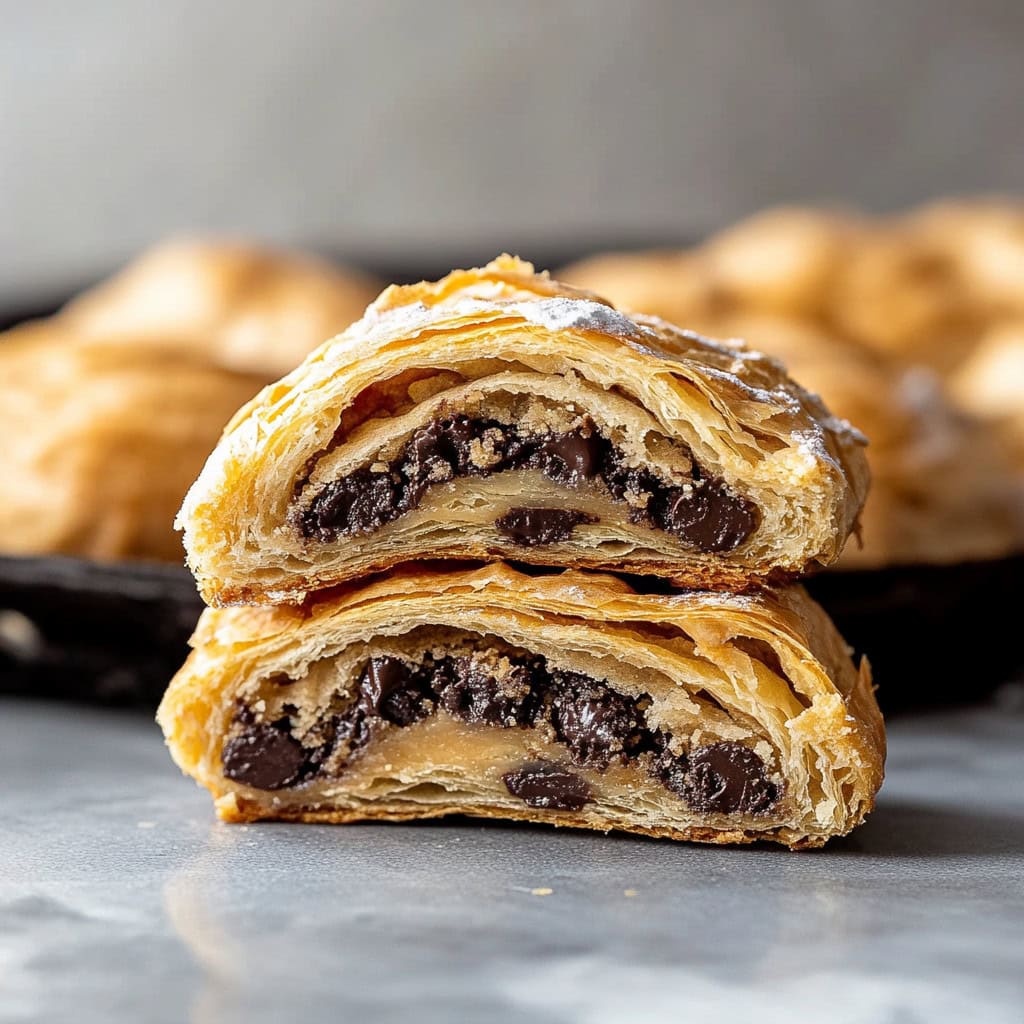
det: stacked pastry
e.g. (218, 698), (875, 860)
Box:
(159, 256), (884, 848)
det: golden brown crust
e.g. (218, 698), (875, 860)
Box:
(204, 551), (802, 607)
(178, 255), (869, 603)
(215, 796), (836, 849)
(158, 563), (884, 848)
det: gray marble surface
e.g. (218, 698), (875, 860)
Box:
(2, 696), (1023, 1024)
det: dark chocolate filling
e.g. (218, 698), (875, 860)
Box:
(221, 721), (307, 791)
(494, 507), (598, 546)
(502, 762), (592, 811)
(222, 645), (780, 816)
(296, 415), (757, 553)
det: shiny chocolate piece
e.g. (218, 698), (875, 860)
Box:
(685, 742), (779, 815)
(661, 480), (759, 554)
(302, 469), (401, 541)
(359, 655), (432, 727)
(537, 429), (603, 484)
(221, 722), (307, 790)
(494, 507), (597, 546)
(502, 761), (593, 811)
(549, 672), (646, 769)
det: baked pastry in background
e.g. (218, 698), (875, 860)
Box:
(61, 239), (381, 379)
(562, 198), (1024, 374)
(700, 207), (858, 320)
(950, 321), (1024, 469)
(908, 200), (1024, 320)
(0, 322), (265, 562)
(158, 563), (884, 848)
(560, 208), (859, 331)
(177, 256), (869, 605)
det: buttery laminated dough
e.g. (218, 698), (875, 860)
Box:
(177, 256), (869, 604)
(158, 563), (884, 848)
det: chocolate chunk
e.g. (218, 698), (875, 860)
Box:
(661, 479), (758, 553)
(326, 657), (432, 764)
(549, 672), (646, 769)
(503, 761), (593, 811)
(684, 742), (778, 815)
(434, 655), (538, 727)
(359, 656), (431, 727)
(346, 471), (400, 534)
(301, 468), (400, 540)
(238, 642), (778, 817)
(301, 475), (360, 541)
(494, 507), (597, 546)
(403, 414), (484, 489)
(601, 457), (662, 512)
(536, 429), (604, 485)
(221, 722), (307, 790)
(402, 421), (456, 501)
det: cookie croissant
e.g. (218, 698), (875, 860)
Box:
(177, 257), (869, 604)
(157, 564), (883, 848)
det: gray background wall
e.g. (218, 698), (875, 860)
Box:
(2, 0), (1022, 305)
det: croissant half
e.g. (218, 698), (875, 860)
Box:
(177, 257), (869, 605)
(157, 564), (883, 848)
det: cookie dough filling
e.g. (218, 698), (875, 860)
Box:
(221, 638), (781, 818)
(295, 414), (759, 554)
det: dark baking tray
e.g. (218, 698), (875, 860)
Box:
(804, 554), (1024, 712)
(0, 555), (203, 707)
(2, 552), (1020, 713)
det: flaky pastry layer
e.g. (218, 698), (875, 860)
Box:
(178, 256), (869, 604)
(158, 563), (884, 848)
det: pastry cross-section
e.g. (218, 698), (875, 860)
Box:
(157, 564), (884, 848)
(176, 256), (869, 604)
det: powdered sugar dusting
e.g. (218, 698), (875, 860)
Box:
(361, 295), (648, 344)
(822, 415), (868, 446)
(698, 363), (804, 412)
(505, 297), (645, 339)
(795, 430), (829, 461)
(348, 292), (864, 455)
(665, 590), (763, 612)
